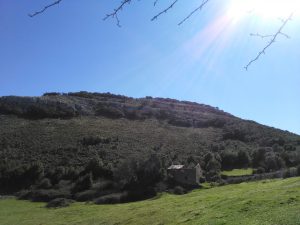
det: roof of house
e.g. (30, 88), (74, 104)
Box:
(168, 165), (184, 170)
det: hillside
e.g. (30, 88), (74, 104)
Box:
(0, 92), (300, 202)
(1, 177), (300, 225)
(0, 91), (299, 168)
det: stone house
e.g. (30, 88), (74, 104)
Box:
(167, 163), (202, 186)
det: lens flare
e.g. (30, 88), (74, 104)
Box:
(227, 0), (300, 21)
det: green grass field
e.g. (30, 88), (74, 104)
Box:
(221, 168), (254, 176)
(1, 177), (300, 225)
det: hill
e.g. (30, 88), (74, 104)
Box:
(1, 177), (300, 225)
(0, 91), (299, 202)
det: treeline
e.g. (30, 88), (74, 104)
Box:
(1, 146), (300, 206)
(0, 153), (165, 204)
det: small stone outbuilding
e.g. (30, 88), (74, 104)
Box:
(167, 163), (202, 186)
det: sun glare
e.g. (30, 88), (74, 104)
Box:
(228, 0), (300, 21)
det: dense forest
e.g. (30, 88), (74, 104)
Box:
(0, 92), (300, 204)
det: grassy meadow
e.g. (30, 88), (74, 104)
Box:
(221, 168), (254, 176)
(1, 177), (300, 225)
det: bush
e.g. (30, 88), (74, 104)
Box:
(255, 167), (266, 174)
(84, 158), (113, 179)
(297, 165), (300, 176)
(74, 189), (97, 201)
(36, 178), (52, 189)
(220, 151), (237, 170)
(0, 162), (44, 193)
(283, 167), (298, 178)
(95, 103), (124, 119)
(91, 180), (115, 191)
(55, 180), (72, 190)
(81, 137), (110, 146)
(28, 189), (71, 202)
(199, 176), (206, 183)
(72, 173), (93, 193)
(46, 198), (74, 208)
(173, 186), (186, 195)
(94, 192), (128, 204)
(17, 190), (31, 200)
(43, 92), (61, 96)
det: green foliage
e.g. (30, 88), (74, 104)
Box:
(94, 192), (128, 204)
(114, 153), (164, 192)
(255, 167), (266, 174)
(36, 178), (52, 189)
(20, 189), (71, 202)
(46, 198), (74, 208)
(237, 150), (250, 167)
(172, 186), (187, 195)
(205, 155), (222, 182)
(0, 162), (44, 193)
(72, 173), (93, 193)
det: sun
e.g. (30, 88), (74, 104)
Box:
(227, 0), (300, 21)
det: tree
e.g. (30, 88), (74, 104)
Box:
(237, 150), (250, 168)
(28, 0), (295, 70)
(205, 156), (221, 181)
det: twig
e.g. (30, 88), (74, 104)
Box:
(245, 13), (293, 70)
(103, 0), (132, 27)
(250, 33), (274, 39)
(178, 0), (210, 26)
(28, 0), (63, 17)
(151, 0), (179, 21)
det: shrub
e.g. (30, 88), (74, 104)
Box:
(81, 137), (110, 146)
(252, 148), (267, 167)
(46, 198), (74, 208)
(237, 150), (250, 168)
(63, 167), (80, 181)
(28, 189), (71, 202)
(43, 92), (61, 96)
(37, 178), (52, 189)
(168, 118), (192, 127)
(17, 190), (31, 200)
(173, 186), (186, 195)
(199, 176), (206, 183)
(72, 173), (93, 193)
(220, 151), (237, 170)
(91, 180), (114, 191)
(74, 189), (97, 201)
(255, 167), (266, 174)
(94, 192), (128, 204)
(55, 180), (72, 190)
(205, 156), (221, 181)
(84, 158), (113, 179)
(283, 167), (298, 178)
(297, 165), (300, 176)
(95, 103), (124, 119)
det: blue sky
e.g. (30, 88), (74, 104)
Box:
(0, 0), (299, 135)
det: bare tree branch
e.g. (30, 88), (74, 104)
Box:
(103, 0), (132, 27)
(178, 0), (210, 26)
(245, 13), (293, 70)
(151, 0), (179, 21)
(28, 0), (63, 17)
(29, 1), (294, 70)
(251, 32), (290, 39)
(250, 33), (274, 39)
